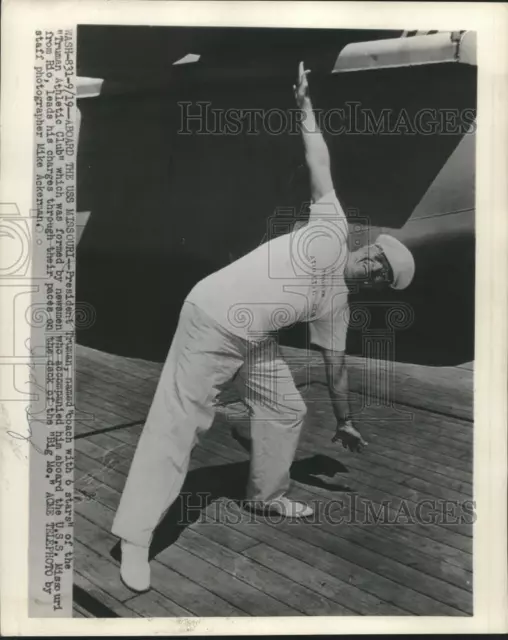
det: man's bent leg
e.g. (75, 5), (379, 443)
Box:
(112, 302), (246, 549)
(235, 341), (307, 504)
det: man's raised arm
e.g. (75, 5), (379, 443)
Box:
(293, 61), (334, 203)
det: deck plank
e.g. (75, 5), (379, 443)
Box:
(157, 543), (301, 617)
(75, 502), (247, 617)
(77, 344), (473, 419)
(280, 347), (473, 421)
(207, 500), (464, 616)
(73, 539), (134, 602)
(76, 386), (146, 423)
(74, 345), (474, 618)
(75, 392), (140, 432)
(203, 415), (473, 549)
(74, 428), (472, 578)
(176, 529), (395, 615)
(76, 356), (157, 395)
(74, 572), (141, 617)
(124, 591), (193, 618)
(181, 518), (260, 554)
(244, 543), (470, 615)
(76, 345), (162, 379)
(177, 528), (392, 615)
(74, 443), (472, 616)
(303, 386), (472, 467)
(215, 409), (473, 500)
(77, 370), (153, 414)
(77, 487), (300, 617)
(74, 406), (473, 568)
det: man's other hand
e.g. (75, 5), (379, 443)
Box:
(293, 61), (311, 108)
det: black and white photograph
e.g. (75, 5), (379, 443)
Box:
(71, 23), (479, 619)
(2, 0), (508, 633)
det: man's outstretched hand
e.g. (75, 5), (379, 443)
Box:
(293, 61), (311, 108)
(332, 421), (368, 453)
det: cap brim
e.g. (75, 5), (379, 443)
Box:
(376, 234), (415, 290)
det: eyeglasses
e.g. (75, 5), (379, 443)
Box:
(372, 245), (394, 285)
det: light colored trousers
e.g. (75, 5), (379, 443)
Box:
(112, 301), (307, 547)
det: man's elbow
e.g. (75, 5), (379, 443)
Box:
(309, 169), (334, 203)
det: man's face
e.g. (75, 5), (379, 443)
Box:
(347, 244), (393, 290)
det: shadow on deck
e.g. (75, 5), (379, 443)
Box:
(73, 345), (473, 618)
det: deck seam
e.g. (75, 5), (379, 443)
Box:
(74, 445), (473, 603)
(75, 509), (244, 617)
(74, 429), (473, 562)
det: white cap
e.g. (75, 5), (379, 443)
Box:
(376, 234), (415, 290)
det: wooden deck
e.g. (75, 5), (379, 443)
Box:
(73, 344), (474, 618)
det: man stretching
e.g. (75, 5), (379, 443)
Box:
(112, 62), (415, 592)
